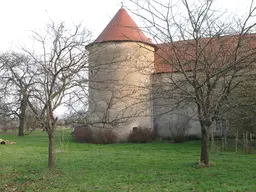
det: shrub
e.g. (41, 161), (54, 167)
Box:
(127, 127), (156, 143)
(94, 129), (118, 144)
(169, 135), (201, 143)
(72, 125), (118, 144)
(171, 135), (187, 143)
(72, 124), (94, 143)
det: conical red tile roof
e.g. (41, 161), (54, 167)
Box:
(94, 8), (153, 45)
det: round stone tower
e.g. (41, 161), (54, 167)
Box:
(86, 8), (155, 134)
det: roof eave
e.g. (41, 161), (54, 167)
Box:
(85, 40), (157, 49)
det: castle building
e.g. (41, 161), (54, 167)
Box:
(86, 8), (256, 138)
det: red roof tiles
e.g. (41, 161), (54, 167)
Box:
(94, 8), (153, 45)
(155, 34), (256, 73)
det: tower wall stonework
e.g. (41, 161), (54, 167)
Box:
(86, 41), (155, 136)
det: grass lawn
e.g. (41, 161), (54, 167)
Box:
(0, 130), (255, 192)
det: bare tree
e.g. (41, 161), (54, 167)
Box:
(0, 52), (36, 136)
(129, 0), (256, 165)
(24, 21), (91, 168)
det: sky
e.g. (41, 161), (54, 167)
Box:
(0, 0), (254, 52)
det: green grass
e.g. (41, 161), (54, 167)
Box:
(0, 130), (255, 192)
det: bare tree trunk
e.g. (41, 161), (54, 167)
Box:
(200, 128), (209, 165)
(18, 115), (25, 136)
(48, 133), (55, 169)
(18, 98), (27, 136)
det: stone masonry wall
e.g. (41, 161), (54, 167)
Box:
(86, 41), (155, 137)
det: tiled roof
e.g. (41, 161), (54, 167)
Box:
(94, 8), (153, 45)
(154, 34), (256, 73)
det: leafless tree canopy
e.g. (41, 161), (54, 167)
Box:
(129, 0), (256, 165)
(0, 21), (92, 168)
(24, 22), (91, 168)
(0, 52), (37, 135)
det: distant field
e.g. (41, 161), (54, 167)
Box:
(0, 130), (255, 192)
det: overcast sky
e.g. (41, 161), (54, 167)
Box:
(0, 0), (254, 52)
